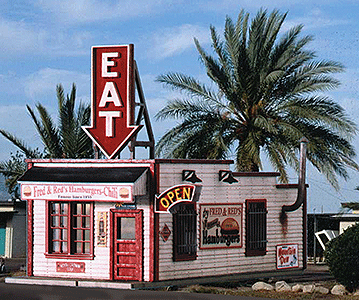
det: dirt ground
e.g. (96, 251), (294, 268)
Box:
(179, 280), (356, 299)
(177, 264), (355, 299)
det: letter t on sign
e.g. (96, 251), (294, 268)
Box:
(99, 111), (123, 137)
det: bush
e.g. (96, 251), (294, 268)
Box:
(325, 222), (359, 291)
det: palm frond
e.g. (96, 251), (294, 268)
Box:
(0, 129), (39, 158)
(155, 8), (357, 188)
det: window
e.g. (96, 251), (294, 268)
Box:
(245, 199), (267, 256)
(172, 203), (197, 261)
(47, 202), (93, 259)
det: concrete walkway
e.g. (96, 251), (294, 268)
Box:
(3, 262), (332, 290)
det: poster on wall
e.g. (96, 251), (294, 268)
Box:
(200, 203), (243, 249)
(276, 244), (299, 269)
(97, 212), (108, 247)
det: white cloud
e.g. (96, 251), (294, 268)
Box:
(202, 0), (340, 12)
(148, 24), (210, 59)
(284, 8), (351, 32)
(0, 16), (93, 57)
(0, 18), (42, 54)
(35, 0), (170, 24)
(24, 68), (90, 100)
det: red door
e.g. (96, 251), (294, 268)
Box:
(111, 210), (143, 281)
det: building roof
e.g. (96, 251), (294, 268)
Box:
(18, 167), (148, 183)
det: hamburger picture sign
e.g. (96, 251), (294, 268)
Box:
(200, 203), (243, 249)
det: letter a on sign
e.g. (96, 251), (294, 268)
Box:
(82, 44), (142, 158)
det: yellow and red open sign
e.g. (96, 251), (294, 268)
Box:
(155, 184), (200, 213)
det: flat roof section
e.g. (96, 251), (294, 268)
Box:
(18, 167), (148, 183)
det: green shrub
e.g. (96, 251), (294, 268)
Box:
(325, 222), (359, 291)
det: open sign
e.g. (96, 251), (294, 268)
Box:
(155, 184), (199, 213)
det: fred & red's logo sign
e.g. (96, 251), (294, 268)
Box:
(82, 44), (142, 158)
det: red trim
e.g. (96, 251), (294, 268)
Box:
(109, 209), (114, 281)
(148, 162), (156, 282)
(172, 202), (197, 262)
(276, 183), (309, 189)
(154, 163), (160, 281)
(25, 158), (156, 164)
(128, 44), (135, 125)
(245, 198), (267, 203)
(245, 199), (267, 257)
(233, 172), (280, 177)
(45, 201), (49, 258)
(45, 201), (94, 259)
(27, 199), (33, 276)
(155, 158), (233, 164)
(45, 254), (94, 260)
(25, 158), (233, 166)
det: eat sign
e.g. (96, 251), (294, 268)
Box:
(82, 44), (141, 158)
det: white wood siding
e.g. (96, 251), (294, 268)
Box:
(136, 194), (151, 282)
(32, 196), (152, 280)
(29, 160), (153, 281)
(157, 162), (303, 281)
(33, 201), (112, 279)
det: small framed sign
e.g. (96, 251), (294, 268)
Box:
(276, 244), (299, 269)
(56, 262), (85, 273)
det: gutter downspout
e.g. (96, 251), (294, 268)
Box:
(282, 137), (308, 213)
(281, 137), (308, 270)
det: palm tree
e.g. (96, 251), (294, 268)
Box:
(0, 83), (94, 159)
(0, 84), (95, 197)
(0, 152), (29, 199)
(155, 9), (358, 188)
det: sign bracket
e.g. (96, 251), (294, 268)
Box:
(128, 61), (155, 159)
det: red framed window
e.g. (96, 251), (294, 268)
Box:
(245, 199), (267, 256)
(47, 202), (93, 259)
(172, 203), (197, 262)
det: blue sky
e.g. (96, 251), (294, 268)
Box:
(1, 0), (359, 212)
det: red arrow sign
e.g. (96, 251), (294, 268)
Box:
(82, 44), (142, 158)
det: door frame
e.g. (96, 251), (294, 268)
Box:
(0, 222), (6, 256)
(109, 209), (143, 281)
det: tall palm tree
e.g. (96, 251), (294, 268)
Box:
(0, 83), (94, 159)
(155, 9), (358, 188)
(0, 84), (95, 197)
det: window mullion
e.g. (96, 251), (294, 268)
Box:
(68, 202), (72, 255)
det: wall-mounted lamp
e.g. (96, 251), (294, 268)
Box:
(182, 170), (202, 183)
(219, 170), (238, 184)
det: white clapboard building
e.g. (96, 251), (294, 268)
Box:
(18, 158), (305, 282)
